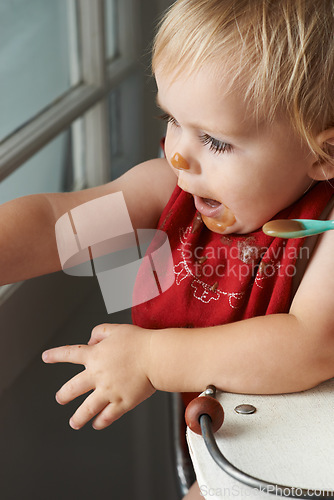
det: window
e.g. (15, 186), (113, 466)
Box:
(0, 0), (73, 142)
(0, 0), (143, 297)
(0, 0), (142, 194)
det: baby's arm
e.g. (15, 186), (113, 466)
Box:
(42, 207), (334, 430)
(0, 158), (176, 285)
(148, 211), (334, 395)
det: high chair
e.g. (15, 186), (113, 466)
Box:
(169, 392), (196, 498)
(184, 379), (334, 499)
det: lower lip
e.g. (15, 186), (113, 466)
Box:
(193, 195), (236, 234)
(193, 195), (223, 218)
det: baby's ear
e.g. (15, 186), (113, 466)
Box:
(308, 128), (334, 180)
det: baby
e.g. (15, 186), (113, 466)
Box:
(3, 1), (334, 498)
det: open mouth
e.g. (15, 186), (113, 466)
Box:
(193, 195), (223, 218)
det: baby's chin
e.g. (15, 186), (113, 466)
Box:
(202, 213), (236, 234)
(192, 195), (237, 234)
(202, 215), (266, 235)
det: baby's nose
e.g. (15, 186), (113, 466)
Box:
(171, 152), (190, 170)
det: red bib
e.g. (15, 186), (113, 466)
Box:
(132, 182), (334, 404)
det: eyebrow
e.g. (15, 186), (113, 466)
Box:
(155, 93), (243, 141)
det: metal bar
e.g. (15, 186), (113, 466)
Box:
(67, 0), (85, 191)
(0, 85), (102, 182)
(169, 393), (196, 498)
(78, 0), (111, 187)
(200, 414), (334, 499)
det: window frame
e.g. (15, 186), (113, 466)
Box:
(0, 0), (142, 305)
(0, 0), (141, 186)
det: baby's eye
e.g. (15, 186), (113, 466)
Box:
(199, 133), (233, 155)
(158, 113), (179, 127)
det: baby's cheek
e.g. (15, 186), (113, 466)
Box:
(163, 134), (172, 159)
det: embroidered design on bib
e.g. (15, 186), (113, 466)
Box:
(173, 225), (246, 308)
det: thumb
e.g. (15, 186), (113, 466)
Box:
(88, 323), (112, 345)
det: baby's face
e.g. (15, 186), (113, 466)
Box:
(155, 67), (316, 234)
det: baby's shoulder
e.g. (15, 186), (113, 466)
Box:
(290, 196), (334, 331)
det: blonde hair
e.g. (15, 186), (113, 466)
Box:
(152, 0), (334, 165)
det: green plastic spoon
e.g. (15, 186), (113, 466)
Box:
(262, 219), (334, 239)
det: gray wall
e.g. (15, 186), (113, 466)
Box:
(0, 279), (179, 500)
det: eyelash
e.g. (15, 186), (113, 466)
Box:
(158, 113), (178, 126)
(158, 113), (232, 155)
(198, 134), (232, 155)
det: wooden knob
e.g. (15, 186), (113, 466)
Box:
(185, 395), (224, 435)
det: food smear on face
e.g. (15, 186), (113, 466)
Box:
(171, 152), (190, 170)
(191, 212), (203, 233)
(262, 219), (304, 236)
(192, 194), (236, 234)
(202, 207), (236, 234)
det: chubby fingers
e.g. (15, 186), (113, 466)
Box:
(71, 397), (128, 430)
(92, 402), (127, 430)
(56, 371), (93, 406)
(69, 390), (109, 430)
(42, 344), (88, 365)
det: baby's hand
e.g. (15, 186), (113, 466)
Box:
(42, 324), (155, 430)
